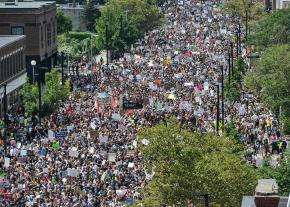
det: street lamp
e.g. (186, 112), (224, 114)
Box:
(31, 60), (36, 83)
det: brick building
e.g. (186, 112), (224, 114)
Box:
(0, 35), (26, 117)
(0, 1), (57, 82)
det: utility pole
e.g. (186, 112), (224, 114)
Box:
(106, 23), (109, 71)
(245, 10), (248, 42)
(38, 67), (42, 124)
(228, 51), (231, 84)
(236, 28), (239, 58)
(221, 65), (224, 128)
(230, 42), (234, 76)
(90, 35), (93, 68)
(238, 23), (242, 55)
(204, 194), (209, 207)
(61, 52), (64, 86)
(216, 84), (220, 136)
(3, 84), (7, 156)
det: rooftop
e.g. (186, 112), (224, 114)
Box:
(0, 1), (55, 9)
(0, 35), (25, 48)
(241, 196), (289, 207)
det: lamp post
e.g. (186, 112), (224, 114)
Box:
(2, 84), (7, 156)
(31, 60), (36, 83)
(230, 42), (234, 76)
(106, 23), (109, 71)
(236, 28), (239, 58)
(238, 23), (242, 55)
(221, 65), (224, 128)
(216, 84), (220, 136)
(61, 52), (64, 85)
(228, 51), (231, 84)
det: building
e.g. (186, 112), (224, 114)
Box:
(0, 35), (26, 117)
(241, 179), (289, 207)
(0, 1), (57, 82)
(264, 0), (290, 10)
(58, 3), (87, 32)
(274, 0), (290, 9)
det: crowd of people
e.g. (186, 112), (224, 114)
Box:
(0, 0), (285, 206)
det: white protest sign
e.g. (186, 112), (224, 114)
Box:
(48, 130), (54, 139)
(99, 135), (108, 143)
(67, 168), (79, 177)
(128, 162), (134, 168)
(112, 113), (121, 121)
(108, 153), (116, 162)
(20, 149), (27, 157)
(4, 157), (10, 168)
(69, 150), (79, 158)
(116, 189), (127, 197)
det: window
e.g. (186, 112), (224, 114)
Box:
(47, 23), (51, 46)
(11, 26), (24, 35)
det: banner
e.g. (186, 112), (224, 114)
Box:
(123, 101), (143, 110)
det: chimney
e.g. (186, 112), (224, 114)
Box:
(15, 0), (18, 6)
(254, 179), (280, 207)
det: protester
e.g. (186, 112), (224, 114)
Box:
(0, 0), (283, 205)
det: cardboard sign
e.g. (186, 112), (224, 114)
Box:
(99, 135), (108, 143)
(20, 149), (27, 157)
(0, 181), (10, 189)
(4, 158), (10, 168)
(111, 113), (121, 121)
(43, 168), (49, 174)
(48, 130), (55, 139)
(108, 153), (116, 162)
(67, 168), (79, 177)
(69, 150), (79, 158)
(17, 157), (27, 164)
(128, 162), (134, 168)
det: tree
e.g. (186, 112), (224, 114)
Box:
(96, 0), (161, 53)
(42, 68), (70, 116)
(244, 44), (290, 116)
(20, 69), (70, 117)
(258, 148), (290, 196)
(249, 8), (290, 51)
(56, 11), (72, 34)
(136, 118), (258, 206)
(223, 0), (266, 21)
(20, 81), (39, 115)
(84, 0), (101, 32)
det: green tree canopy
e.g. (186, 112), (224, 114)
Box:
(42, 68), (70, 116)
(20, 81), (39, 115)
(96, 0), (161, 52)
(84, 0), (101, 32)
(249, 8), (290, 51)
(21, 68), (70, 117)
(258, 148), (290, 196)
(136, 118), (257, 206)
(56, 11), (72, 34)
(244, 44), (290, 116)
(223, 0), (266, 22)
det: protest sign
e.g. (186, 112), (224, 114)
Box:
(69, 149), (79, 158)
(111, 113), (121, 121)
(108, 153), (116, 162)
(55, 131), (67, 139)
(123, 101), (143, 110)
(20, 149), (27, 157)
(48, 130), (54, 139)
(4, 157), (10, 168)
